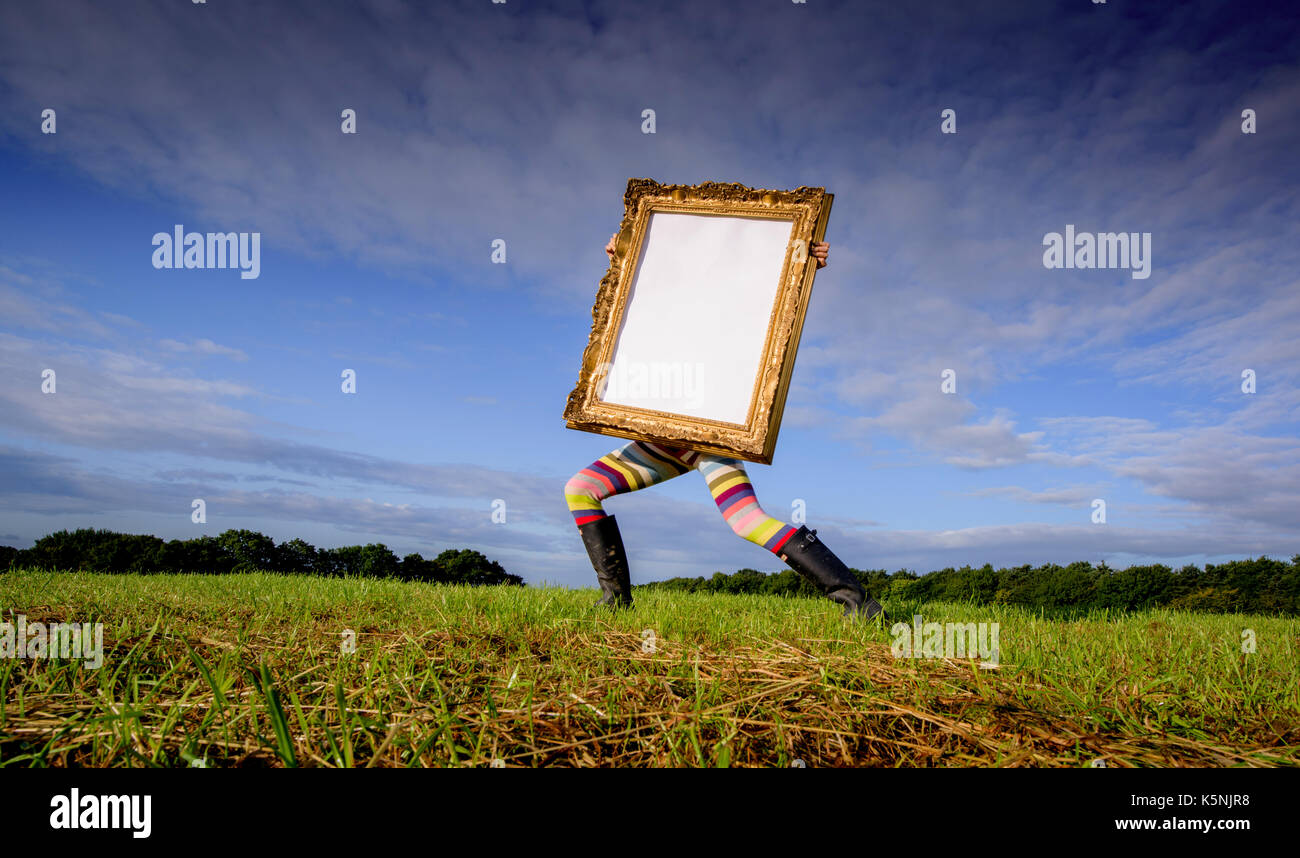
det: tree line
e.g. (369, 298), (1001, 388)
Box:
(4, 529), (1296, 614)
(0, 528), (524, 587)
(642, 555), (1300, 616)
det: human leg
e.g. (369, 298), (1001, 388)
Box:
(695, 456), (799, 554)
(564, 440), (694, 606)
(695, 455), (886, 620)
(564, 440), (693, 526)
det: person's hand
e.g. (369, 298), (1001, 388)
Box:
(811, 241), (829, 269)
(605, 233), (618, 259)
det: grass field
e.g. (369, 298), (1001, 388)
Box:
(2, 568), (1297, 767)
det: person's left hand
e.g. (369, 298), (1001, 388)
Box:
(811, 241), (829, 269)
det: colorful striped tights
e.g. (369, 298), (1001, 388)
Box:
(564, 440), (798, 555)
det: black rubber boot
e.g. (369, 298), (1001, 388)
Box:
(779, 526), (887, 620)
(578, 514), (633, 609)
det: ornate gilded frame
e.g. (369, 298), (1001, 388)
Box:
(563, 178), (833, 464)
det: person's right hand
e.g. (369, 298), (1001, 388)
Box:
(605, 233), (617, 259)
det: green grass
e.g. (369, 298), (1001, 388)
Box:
(2, 568), (1297, 767)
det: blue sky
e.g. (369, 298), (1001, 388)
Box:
(1, 0), (1297, 587)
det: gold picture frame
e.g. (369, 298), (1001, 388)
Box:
(563, 178), (833, 464)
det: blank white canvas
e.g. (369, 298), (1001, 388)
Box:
(600, 211), (794, 425)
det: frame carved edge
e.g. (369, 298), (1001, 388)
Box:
(563, 177), (830, 464)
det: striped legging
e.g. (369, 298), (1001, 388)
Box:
(564, 440), (798, 555)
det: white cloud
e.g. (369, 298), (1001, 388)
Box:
(158, 338), (249, 361)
